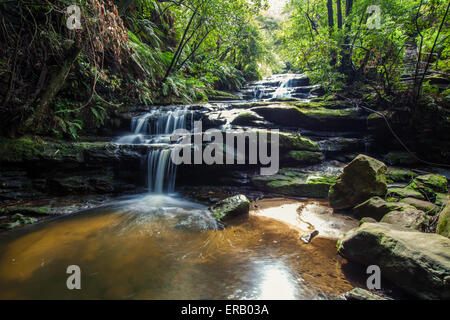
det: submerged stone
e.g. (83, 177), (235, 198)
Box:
(210, 194), (251, 220)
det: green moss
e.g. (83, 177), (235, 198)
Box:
(0, 137), (114, 163)
(257, 131), (320, 152)
(207, 90), (241, 101)
(406, 174), (448, 202)
(387, 187), (426, 201)
(252, 169), (336, 198)
(387, 169), (418, 183)
(384, 152), (417, 166)
(287, 150), (324, 164)
(437, 203), (449, 238)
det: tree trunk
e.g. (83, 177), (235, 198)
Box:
(327, 0), (334, 34)
(345, 0), (353, 18)
(336, 0), (343, 29)
(341, 0), (354, 76)
(21, 41), (84, 133)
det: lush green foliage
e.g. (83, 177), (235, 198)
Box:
(279, 0), (449, 101)
(0, 0), (276, 138)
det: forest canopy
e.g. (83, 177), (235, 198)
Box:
(0, 0), (449, 139)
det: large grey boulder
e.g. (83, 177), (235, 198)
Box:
(210, 195), (251, 220)
(329, 155), (387, 209)
(338, 223), (450, 299)
(380, 208), (428, 231)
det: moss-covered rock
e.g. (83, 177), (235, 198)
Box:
(285, 150), (324, 165)
(386, 168), (418, 183)
(338, 222), (450, 299)
(251, 102), (366, 131)
(353, 196), (415, 220)
(230, 112), (264, 126)
(437, 201), (450, 238)
(435, 193), (449, 207)
(384, 152), (418, 166)
(400, 198), (440, 216)
(254, 130), (320, 152)
(252, 168), (336, 198)
(329, 155), (387, 210)
(386, 187), (426, 201)
(0, 137), (118, 163)
(2, 206), (54, 216)
(210, 194), (250, 220)
(406, 174), (448, 202)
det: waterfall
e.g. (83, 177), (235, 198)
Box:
(118, 106), (191, 193)
(147, 149), (177, 193)
(273, 75), (295, 99)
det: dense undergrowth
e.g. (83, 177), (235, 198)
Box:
(0, 0), (281, 138)
(0, 0), (449, 144)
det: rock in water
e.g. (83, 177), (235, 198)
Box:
(329, 155), (387, 210)
(301, 230), (319, 244)
(338, 222), (450, 299)
(437, 200), (450, 238)
(343, 287), (387, 300)
(210, 195), (251, 220)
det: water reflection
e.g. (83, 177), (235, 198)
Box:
(0, 195), (360, 299)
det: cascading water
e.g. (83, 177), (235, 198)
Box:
(117, 106), (192, 193)
(272, 74), (297, 99)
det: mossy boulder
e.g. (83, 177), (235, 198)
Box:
(285, 150), (324, 165)
(380, 208), (428, 231)
(437, 201), (450, 238)
(338, 222), (450, 299)
(210, 195), (251, 220)
(407, 174), (448, 202)
(329, 155), (387, 210)
(251, 130), (319, 152)
(384, 152), (418, 166)
(436, 193), (449, 207)
(231, 112), (264, 126)
(400, 198), (440, 216)
(251, 102), (366, 131)
(252, 168), (336, 198)
(386, 168), (418, 183)
(387, 187), (426, 201)
(0, 137), (120, 164)
(352, 196), (415, 221)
